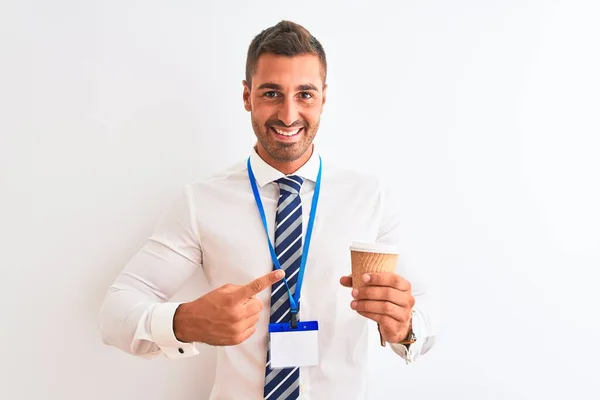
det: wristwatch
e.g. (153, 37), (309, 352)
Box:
(378, 310), (417, 347)
(398, 311), (417, 345)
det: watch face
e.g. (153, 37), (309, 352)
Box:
(405, 329), (416, 343)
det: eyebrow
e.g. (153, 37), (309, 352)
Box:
(297, 83), (319, 91)
(257, 82), (320, 92)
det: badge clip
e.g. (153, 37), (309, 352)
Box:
(291, 309), (299, 329)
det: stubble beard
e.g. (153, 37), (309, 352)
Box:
(251, 115), (319, 163)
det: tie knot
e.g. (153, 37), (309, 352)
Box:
(276, 176), (304, 195)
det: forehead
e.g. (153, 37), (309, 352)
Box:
(253, 53), (324, 89)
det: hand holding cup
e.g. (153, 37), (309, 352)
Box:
(340, 242), (414, 346)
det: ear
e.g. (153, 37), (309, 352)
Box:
(242, 80), (252, 112)
(321, 83), (328, 110)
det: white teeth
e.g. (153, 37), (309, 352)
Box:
(273, 128), (301, 136)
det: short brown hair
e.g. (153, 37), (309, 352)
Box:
(245, 20), (327, 88)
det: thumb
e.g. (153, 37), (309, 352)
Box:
(339, 275), (353, 288)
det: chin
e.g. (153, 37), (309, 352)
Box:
(271, 149), (304, 163)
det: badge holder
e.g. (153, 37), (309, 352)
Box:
(269, 309), (319, 369)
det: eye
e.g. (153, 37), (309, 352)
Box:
(264, 91), (279, 98)
(299, 92), (313, 100)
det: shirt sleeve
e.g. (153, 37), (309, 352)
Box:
(98, 185), (203, 359)
(376, 180), (438, 364)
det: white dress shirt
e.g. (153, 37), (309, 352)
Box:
(99, 146), (436, 399)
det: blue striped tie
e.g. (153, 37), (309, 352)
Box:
(263, 175), (304, 400)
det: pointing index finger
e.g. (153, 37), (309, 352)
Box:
(239, 269), (285, 300)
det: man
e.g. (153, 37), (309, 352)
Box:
(99, 20), (436, 399)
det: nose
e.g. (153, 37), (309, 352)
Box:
(277, 96), (300, 126)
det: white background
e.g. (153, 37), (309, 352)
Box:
(2, 1), (599, 399)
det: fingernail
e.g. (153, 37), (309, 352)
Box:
(362, 274), (370, 283)
(275, 270), (285, 278)
(351, 300), (357, 309)
(352, 289), (358, 298)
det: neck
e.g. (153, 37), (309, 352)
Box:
(255, 144), (314, 175)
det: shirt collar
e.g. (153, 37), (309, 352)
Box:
(249, 145), (320, 188)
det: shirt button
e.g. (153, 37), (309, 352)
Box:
(178, 348), (184, 354)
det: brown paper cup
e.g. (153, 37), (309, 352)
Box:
(350, 242), (399, 347)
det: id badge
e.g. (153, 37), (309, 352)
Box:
(268, 321), (319, 369)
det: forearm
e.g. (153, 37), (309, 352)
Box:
(98, 285), (162, 357)
(99, 284), (199, 358)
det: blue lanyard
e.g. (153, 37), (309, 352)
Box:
(247, 156), (322, 320)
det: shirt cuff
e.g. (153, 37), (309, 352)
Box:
(150, 302), (199, 359)
(389, 308), (426, 364)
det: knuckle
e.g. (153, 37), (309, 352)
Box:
(225, 327), (239, 342)
(383, 302), (395, 313)
(385, 287), (395, 300)
(230, 322), (244, 337)
(223, 284), (238, 296)
(246, 316), (259, 327)
(368, 274), (378, 285)
(231, 335), (244, 345)
(372, 273), (383, 284)
(226, 306), (242, 321)
(225, 327), (237, 339)
(234, 307), (246, 321)
(356, 288), (366, 299)
(400, 313), (410, 324)
(250, 279), (263, 293)
(385, 316), (397, 328)
(269, 272), (279, 283)
(223, 312), (236, 326)
(255, 301), (264, 313)
(251, 297), (264, 308)
(245, 326), (257, 339)
(235, 329), (253, 345)
(224, 294), (236, 307)
(355, 301), (365, 312)
(370, 288), (381, 300)
(246, 303), (261, 317)
(394, 320), (404, 332)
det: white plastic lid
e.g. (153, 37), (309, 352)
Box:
(349, 241), (398, 254)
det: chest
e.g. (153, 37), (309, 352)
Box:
(198, 185), (382, 281)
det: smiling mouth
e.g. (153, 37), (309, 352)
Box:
(270, 126), (304, 137)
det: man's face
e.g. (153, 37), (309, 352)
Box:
(243, 54), (327, 164)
